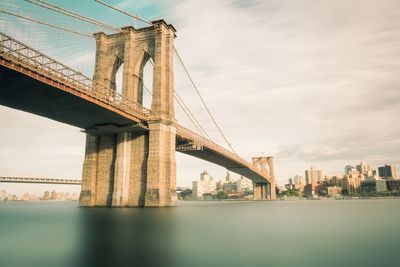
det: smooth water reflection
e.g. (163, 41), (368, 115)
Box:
(0, 200), (399, 267)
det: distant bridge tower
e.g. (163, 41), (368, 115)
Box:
(79, 20), (177, 207)
(252, 157), (277, 200)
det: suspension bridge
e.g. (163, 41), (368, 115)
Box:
(0, 0), (277, 207)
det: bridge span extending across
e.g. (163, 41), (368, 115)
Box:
(0, 19), (277, 207)
(0, 176), (82, 185)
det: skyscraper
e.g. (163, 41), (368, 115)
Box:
(356, 162), (371, 175)
(305, 167), (324, 184)
(378, 165), (398, 179)
(344, 165), (355, 175)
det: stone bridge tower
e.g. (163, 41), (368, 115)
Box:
(79, 20), (177, 207)
(252, 156), (277, 200)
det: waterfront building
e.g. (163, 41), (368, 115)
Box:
(41, 191), (50, 200)
(217, 172), (234, 191)
(341, 170), (364, 194)
(378, 165), (397, 180)
(50, 190), (58, 200)
(285, 183), (294, 190)
(345, 165), (355, 175)
(6, 194), (18, 201)
(192, 171), (217, 199)
(327, 186), (342, 197)
(19, 193), (40, 201)
(223, 182), (238, 193)
(361, 180), (387, 193)
(286, 176), (305, 191)
(216, 172), (252, 194)
(304, 184), (317, 198)
(305, 167), (324, 184)
(328, 175), (343, 187)
(0, 190), (7, 201)
(236, 176), (253, 192)
(386, 180), (400, 192)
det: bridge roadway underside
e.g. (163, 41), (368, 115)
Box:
(0, 64), (273, 187)
(0, 65), (140, 130)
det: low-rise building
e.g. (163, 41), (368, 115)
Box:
(223, 182), (238, 193)
(236, 176), (253, 192)
(386, 179), (400, 192)
(0, 190), (7, 201)
(327, 186), (342, 197)
(361, 180), (387, 193)
(328, 175), (343, 187)
(304, 184), (318, 198)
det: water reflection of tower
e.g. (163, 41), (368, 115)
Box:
(78, 209), (177, 267)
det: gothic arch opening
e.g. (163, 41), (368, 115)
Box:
(115, 63), (124, 99)
(142, 59), (153, 110)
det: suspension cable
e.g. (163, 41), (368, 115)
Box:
(173, 46), (238, 155)
(94, 0), (151, 25)
(5, 0), (238, 154)
(24, 0), (119, 32)
(173, 91), (212, 140)
(88, 1), (232, 149)
(143, 83), (209, 139)
(0, 10), (94, 39)
(145, 60), (211, 140)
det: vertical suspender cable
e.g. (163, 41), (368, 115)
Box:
(173, 47), (238, 155)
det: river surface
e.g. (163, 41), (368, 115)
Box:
(0, 199), (399, 267)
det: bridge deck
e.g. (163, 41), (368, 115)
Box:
(0, 64), (146, 129)
(176, 126), (270, 184)
(0, 32), (275, 187)
(0, 176), (82, 185)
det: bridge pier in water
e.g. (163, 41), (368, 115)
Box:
(79, 20), (177, 207)
(252, 157), (277, 200)
(0, 26), (279, 208)
(253, 183), (276, 200)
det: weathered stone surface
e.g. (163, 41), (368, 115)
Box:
(95, 135), (116, 206)
(80, 20), (177, 208)
(79, 134), (98, 206)
(252, 157), (277, 200)
(145, 122), (177, 207)
(127, 132), (148, 207)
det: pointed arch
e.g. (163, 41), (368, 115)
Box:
(115, 62), (124, 97)
(110, 53), (123, 91)
(131, 50), (153, 107)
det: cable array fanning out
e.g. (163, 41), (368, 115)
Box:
(0, 0), (238, 155)
(89, 0), (239, 155)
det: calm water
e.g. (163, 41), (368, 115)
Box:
(0, 199), (399, 267)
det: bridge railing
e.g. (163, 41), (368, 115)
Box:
(176, 125), (251, 167)
(0, 176), (82, 185)
(0, 32), (150, 119)
(176, 125), (275, 185)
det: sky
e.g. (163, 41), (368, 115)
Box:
(0, 0), (399, 194)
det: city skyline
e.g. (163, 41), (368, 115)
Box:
(1, 0), (400, 193)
